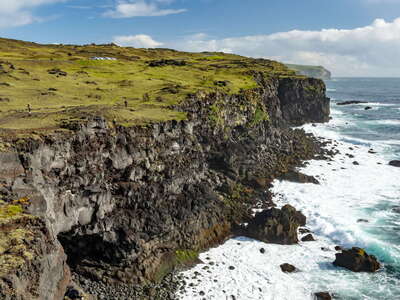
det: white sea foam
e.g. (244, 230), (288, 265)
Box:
(370, 120), (400, 126)
(177, 118), (400, 300)
(326, 88), (336, 92)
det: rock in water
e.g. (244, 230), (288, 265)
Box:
(314, 292), (332, 300)
(244, 205), (306, 244)
(389, 160), (400, 167)
(336, 101), (368, 106)
(279, 170), (320, 184)
(280, 263), (297, 273)
(333, 247), (380, 272)
(301, 233), (315, 242)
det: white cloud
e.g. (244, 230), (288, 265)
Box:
(169, 18), (400, 77)
(0, 0), (66, 28)
(113, 34), (163, 48)
(104, 0), (186, 18)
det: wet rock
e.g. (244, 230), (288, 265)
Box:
(352, 161), (359, 165)
(392, 206), (400, 213)
(364, 106), (372, 110)
(244, 205), (306, 244)
(389, 160), (400, 167)
(333, 247), (380, 272)
(280, 263), (297, 273)
(260, 248), (266, 254)
(357, 219), (369, 223)
(336, 101), (367, 106)
(279, 170), (320, 184)
(228, 266), (235, 270)
(314, 292), (332, 300)
(299, 228), (311, 234)
(301, 234), (315, 242)
(334, 246), (342, 251)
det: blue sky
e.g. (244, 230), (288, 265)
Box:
(1, 0), (400, 76)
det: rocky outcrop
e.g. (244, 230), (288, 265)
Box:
(244, 205), (306, 244)
(278, 78), (330, 126)
(336, 101), (367, 106)
(389, 160), (400, 167)
(280, 263), (297, 273)
(314, 292), (332, 300)
(333, 247), (380, 272)
(0, 203), (70, 300)
(0, 75), (330, 298)
(279, 170), (319, 184)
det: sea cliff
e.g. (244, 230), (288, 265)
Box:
(0, 39), (330, 300)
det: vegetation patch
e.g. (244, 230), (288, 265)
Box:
(0, 38), (299, 136)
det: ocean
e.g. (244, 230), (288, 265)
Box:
(177, 78), (400, 299)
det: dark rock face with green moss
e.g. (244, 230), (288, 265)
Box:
(0, 40), (330, 300)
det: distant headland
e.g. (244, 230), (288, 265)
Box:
(285, 64), (332, 80)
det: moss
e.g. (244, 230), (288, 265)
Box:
(175, 249), (199, 265)
(0, 204), (23, 219)
(0, 202), (37, 277)
(250, 106), (270, 127)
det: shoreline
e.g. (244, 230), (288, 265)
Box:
(175, 114), (400, 300)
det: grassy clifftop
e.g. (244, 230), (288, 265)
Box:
(0, 37), (299, 134)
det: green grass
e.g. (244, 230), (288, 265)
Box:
(0, 37), (299, 135)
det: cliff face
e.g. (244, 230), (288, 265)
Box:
(0, 76), (329, 299)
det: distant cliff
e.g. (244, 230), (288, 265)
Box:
(285, 64), (332, 80)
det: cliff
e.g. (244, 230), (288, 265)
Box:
(285, 64), (332, 80)
(0, 38), (330, 300)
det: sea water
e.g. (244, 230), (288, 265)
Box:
(178, 78), (400, 300)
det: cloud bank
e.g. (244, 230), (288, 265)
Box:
(113, 34), (163, 48)
(104, 0), (186, 18)
(162, 18), (400, 77)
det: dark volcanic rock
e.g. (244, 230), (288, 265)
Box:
(280, 263), (297, 273)
(364, 106), (372, 110)
(148, 59), (186, 67)
(244, 205), (306, 244)
(0, 74), (330, 298)
(314, 292), (332, 300)
(301, 234), (315, 242)
(389, 160), (400, 167)
(279, 170), (319, 184)
(336, 101), (367, 106)
(333, 247), (380, 272)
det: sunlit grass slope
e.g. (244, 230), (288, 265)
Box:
(0, 37), (299, 133)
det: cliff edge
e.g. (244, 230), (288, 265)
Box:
(0, 38), (330, 300)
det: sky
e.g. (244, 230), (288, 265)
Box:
(1, 0), (400, 76)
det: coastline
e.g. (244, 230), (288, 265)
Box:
(176, 107), (400, 300)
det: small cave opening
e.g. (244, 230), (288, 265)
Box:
(57, 232), (119, 270)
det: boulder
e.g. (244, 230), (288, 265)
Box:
(279, 170), (320, 184)
(333, 247), (380, 272)
(364, 106), (372, 110)
(301, 234), (315, 242)
(244, 205), (306, 244)
(336, 101), (367, 106)
(280, 263), (297, 273)
(314, 292), (332, 300)
(389, 160), (400, 167)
